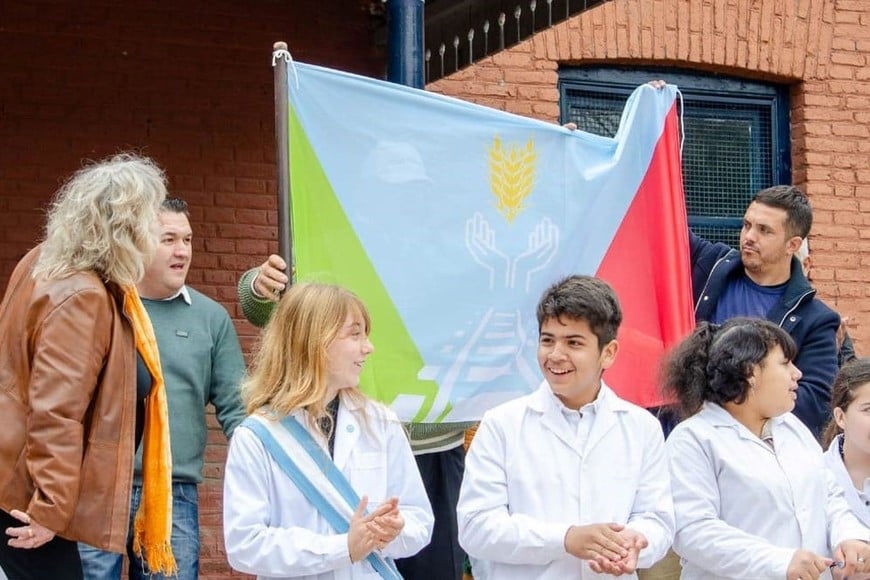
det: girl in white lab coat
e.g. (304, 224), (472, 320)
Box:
(664, 318), (870, 580)
(223, 283), (434, 580)
(822, 359), (870, 554)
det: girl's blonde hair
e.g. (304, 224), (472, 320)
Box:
(33, 153), (167, 286)
(242, 282), (371, 429)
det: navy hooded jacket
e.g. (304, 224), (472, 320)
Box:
(690, 232), (840, 439)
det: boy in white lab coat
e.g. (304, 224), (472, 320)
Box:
(457, 275), (674, 579)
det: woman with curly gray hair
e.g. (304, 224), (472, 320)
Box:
(0, 154), (171, 579)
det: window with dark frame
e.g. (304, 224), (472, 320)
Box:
(559, 68), (791, 248)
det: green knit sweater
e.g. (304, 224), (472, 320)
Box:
(238, 268), (475, 453)
(134, 287), (246, 483)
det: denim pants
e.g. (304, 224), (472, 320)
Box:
(78, 482), (200, 579)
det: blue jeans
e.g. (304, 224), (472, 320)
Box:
(78, 482), (200, 579)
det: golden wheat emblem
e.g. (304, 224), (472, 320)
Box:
(488, 136), (537, 223)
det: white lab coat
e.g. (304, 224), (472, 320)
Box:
(223, 397), (434, 580)
(668, 403), (869, 580)
(825, 434), (870, 529)
(458, 382), (674, 579)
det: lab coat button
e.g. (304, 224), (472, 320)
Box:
(347, 425), (355, 433)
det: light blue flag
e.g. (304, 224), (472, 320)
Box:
(288, 62), (688, 422)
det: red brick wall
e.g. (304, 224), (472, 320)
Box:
(0, 1), (383, 577)
(429, 0), (870, 353)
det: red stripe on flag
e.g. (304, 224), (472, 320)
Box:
(596, 104), (695, 408)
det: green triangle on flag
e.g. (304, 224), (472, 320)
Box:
(289, 108), (439, 422)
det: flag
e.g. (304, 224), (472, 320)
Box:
(288, 63), (694, 422)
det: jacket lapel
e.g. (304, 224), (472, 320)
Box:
(704, 403), (776, 454)
(584, 385), (620, 455)
(529, 384), (583, 457)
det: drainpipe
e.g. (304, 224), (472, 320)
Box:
(386, 0), (425, 88)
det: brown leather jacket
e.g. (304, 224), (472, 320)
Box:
(0, 246), (137, 552)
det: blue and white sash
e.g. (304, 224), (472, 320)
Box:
(243, 414), (402, 580)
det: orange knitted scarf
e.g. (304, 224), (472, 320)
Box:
(123, 287), (177, 575)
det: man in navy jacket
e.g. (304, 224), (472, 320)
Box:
(690, 185), (839, 439)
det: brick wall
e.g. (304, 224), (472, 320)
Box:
(429, 0), (870, 353)
(0, 1), (383, 577)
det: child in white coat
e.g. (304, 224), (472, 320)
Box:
(223, 283), (434, 579)
(665, 318), (870, 580)
(458, 275), (675, 578)
(823, 358), (870, 579)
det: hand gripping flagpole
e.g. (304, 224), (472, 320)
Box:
(272, 41), (295, 282)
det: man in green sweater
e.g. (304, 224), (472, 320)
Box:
(239, 254), (474, 579)
(79, 198), (246, 579)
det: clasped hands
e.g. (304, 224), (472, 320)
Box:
(347, 496), (405, 564)
(564, 522), (648, 576)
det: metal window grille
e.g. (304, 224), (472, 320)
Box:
(559, 69), (790, 248)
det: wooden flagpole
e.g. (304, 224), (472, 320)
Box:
(272, 41), (294, 281)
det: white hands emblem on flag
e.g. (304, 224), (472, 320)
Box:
(465, 213), (560, 291)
